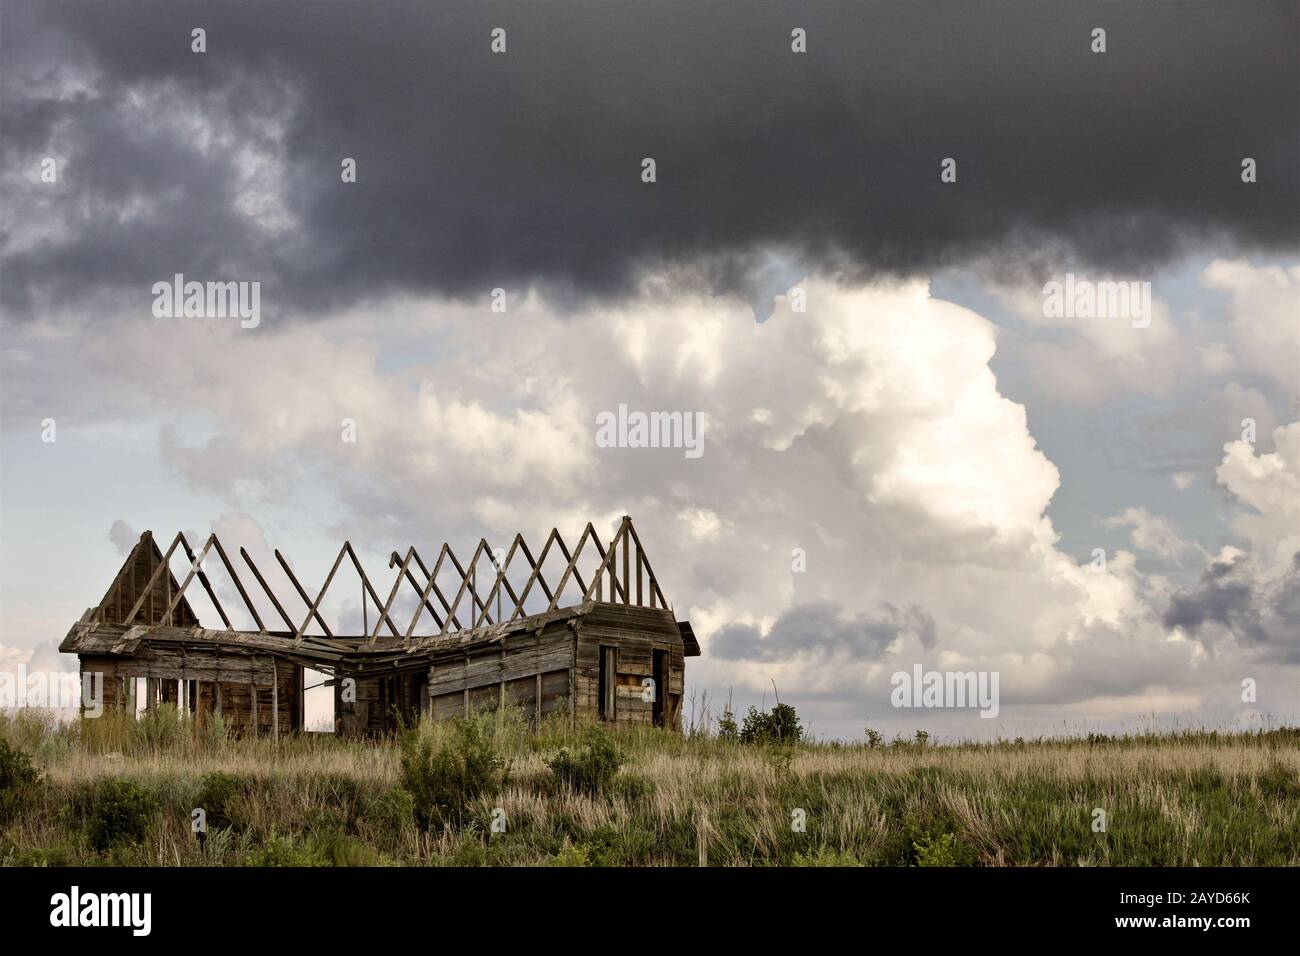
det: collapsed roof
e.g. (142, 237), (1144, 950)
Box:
(61, 515), (700, 671)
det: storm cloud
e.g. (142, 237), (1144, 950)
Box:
(1164, 551), (1300, 662)
(712, 600), (937, 662)
(2, 0), (1296, 320)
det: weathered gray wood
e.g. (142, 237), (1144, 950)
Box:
(176, 534), (233, 629)
(241, 547), (296, 631)
(403, 544), (462, 636)
(388, 549), (445, 632)
(292, 543), (349, 641)
(121, 532), (185, 626)
(69, 517), (692, 736)
(343, 542), (400, 638)
(272, 657), (279, 742)
(209, 536), (265, 632)
(275, 549), (335, 637)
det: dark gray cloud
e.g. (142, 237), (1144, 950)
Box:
(1163, 552), (1300, 662)
(712, 600), (935, 662)
(2, 0), (1296, 319)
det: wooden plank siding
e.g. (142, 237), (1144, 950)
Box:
(77, 650), (302, 737)
(71, 602), (692, 737)
(425, 617), (578, 724)
(573, 603), (685, 728)
(412, 603), (685, 730)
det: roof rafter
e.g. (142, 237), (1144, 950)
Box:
(91, 516), (670, 644)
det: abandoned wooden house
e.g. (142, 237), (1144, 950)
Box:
(59, 517), (700, 737)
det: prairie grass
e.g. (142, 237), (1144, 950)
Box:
(1, 708), (1296, 866)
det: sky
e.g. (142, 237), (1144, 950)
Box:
(1, 0), (1297, 740)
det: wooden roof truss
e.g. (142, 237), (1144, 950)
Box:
(94, 516), (670, 646)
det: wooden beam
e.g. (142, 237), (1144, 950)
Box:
(370, 548), (418, 640)
(208, 536), (266, 632)
(580, 528), (626, 605)
(272, 659), (279, 743)
(275, 549), (335, 638)
(621, 517), (631, 605)
(96, 532), (150, 623)
(177, 534), (234, 629)
(404, 545), (463, 636)
(549, 524), (604, 611)
(478, 535), (528, 625)
(240, 547), (296, 631)
(440, 540), (493, 636)
(444, 542), (496, 628)
(343, 543), (400, 638)
(511, 529), (562, 620)
(388, 550), (444, 631)
(291, 544), (349, 641)
(625, 519), (668, 608)
(121, 532), (186, 625)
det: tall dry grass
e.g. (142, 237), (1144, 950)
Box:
(1, 708), (1296, 866)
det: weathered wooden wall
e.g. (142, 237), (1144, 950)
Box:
(426, 617), (576, 724)
(78, 649), (301, 737)
(574, 603), (684, 728)
(95, 539), (200, 628)
(335, 671), (427, 737)
(74, 602), (690, 738)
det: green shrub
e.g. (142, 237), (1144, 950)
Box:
(399, 718), (504, 830)
(195, 771), (252, 831)
(550, 843), (592, 867)
(306, 828), (381, 866)
(248, 831), (324, 867)
(546, 726), (625, 795)
(739, 703), (803, 745)
(129, 704), (187, 755)
(0, 739), (41, 824)
(88, 779), (158, 851)
(717, 706), (738, 742)
(368, 785), (416, 841)
(196, 712), (230, 752)
(1256, 762), (1300, 799)
(913, 830), (959, 867)
(8, 843), (75, 867)
(792, 846), (864, 867)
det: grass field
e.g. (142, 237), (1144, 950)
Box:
(1, 708), (1297, 867)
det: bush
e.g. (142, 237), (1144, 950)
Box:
(196, 712), (230, 752)
(546, 726), (625, 795)
(550, 843), (592, 867)
(368, 785), (416, 841)
(129, 704), (187, 755)
(717, 707), (738, 742)
(248, 831), (325, 867)
(399, 718), (504, 830)
(88, 779), (158, 851)
(913, 830), (959, 867)
(792, 846), (864, 867)
(739, 703), (803, 745)
(195, 771), (253, 831)
(0, 739), (41, 823)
